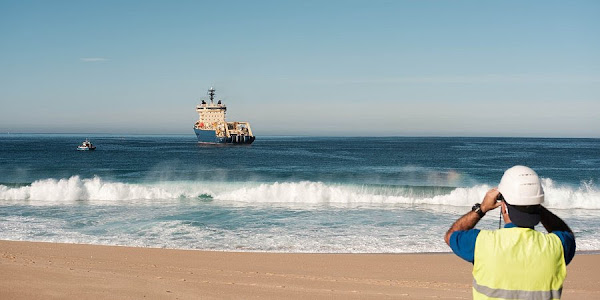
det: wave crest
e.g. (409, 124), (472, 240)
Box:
(0, 176), (598, 209)
(0, 176), (193, 201)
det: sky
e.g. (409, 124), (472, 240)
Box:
(1, 0), (599, 137)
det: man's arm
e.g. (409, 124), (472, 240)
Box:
(444, 211), (481, 245)
(444, 189), (502, 245)
(540, 206), (576, 265)
(540, 206), (573, 234)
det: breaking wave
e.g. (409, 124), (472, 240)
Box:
(0, 176), (598, 209)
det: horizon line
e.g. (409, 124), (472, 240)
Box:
(1, 132), (598, 140)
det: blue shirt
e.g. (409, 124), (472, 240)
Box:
(449, 223), (576, 265)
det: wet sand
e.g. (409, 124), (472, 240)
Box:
(1, 240), (598, 299)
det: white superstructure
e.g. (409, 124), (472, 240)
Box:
(194, 87), (228, 134)
(193, 87), (255, 144)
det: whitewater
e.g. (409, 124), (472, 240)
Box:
(1, 176), (598, 210)
(1, 135), (599, 253)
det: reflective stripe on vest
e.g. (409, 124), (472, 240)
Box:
(473, 279), (562, 299)
(473, 228), (566, 300)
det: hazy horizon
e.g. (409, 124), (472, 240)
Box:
(3, 132), (600, 140)
(1, 1), (599, 138)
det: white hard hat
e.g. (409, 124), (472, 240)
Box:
(497, 165), (544, 205)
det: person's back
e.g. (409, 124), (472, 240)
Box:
(444, 165), (575, 300)
(473, 227), (566, 299)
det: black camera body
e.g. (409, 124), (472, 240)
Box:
(496, 193), (504, 202)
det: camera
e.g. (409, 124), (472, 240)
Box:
(496, 193), (504, 202)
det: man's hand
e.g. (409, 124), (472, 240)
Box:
(444, 188), (502, 246)
(481, 188), (502, 213)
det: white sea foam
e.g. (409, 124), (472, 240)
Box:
(0, 176), (207, 202)
(0, 176), (599, 209)
(542, 178), (600, 209)
(1, 176), (600, 253)
(2, 214), (599, 253)
(214, 181), (491, 207)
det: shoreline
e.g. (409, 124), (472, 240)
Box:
(2, 240), (599, 299)
(3, 239), (600, 255)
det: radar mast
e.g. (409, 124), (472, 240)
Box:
(208, 87), (215, 104)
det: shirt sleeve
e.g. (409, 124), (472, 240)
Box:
(551, 231), (576, 265)
(449, 229), (480, 263)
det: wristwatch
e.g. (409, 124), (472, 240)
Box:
(471, 203), (486, 218)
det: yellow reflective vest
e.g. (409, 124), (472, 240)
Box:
(473, 227), (566, 300)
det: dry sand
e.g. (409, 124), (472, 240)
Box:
(1, 240), (598, 299)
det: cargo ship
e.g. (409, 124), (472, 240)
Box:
(193, 87), (255, 144)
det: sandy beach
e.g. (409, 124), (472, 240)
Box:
(0, 240), (598, 299)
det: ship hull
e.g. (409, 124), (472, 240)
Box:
(194, 128), (255, 144)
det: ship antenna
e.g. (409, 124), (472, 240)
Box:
(208, 87), (215, 104)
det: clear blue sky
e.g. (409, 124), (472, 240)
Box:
(1, 0), (599, 137)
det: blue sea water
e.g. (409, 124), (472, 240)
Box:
(1, 134), (599, 253)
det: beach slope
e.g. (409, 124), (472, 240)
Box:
(1, 240), (598, 299)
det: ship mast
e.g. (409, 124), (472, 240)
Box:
(208, 87), (215, 104)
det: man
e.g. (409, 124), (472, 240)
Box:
(444, 165), (576, 300)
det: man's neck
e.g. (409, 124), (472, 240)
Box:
(504, 223), (534, 229)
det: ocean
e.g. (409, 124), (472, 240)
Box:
(1, 135), (599, 253)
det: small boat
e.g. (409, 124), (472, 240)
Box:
(77, 139), (96, 151)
